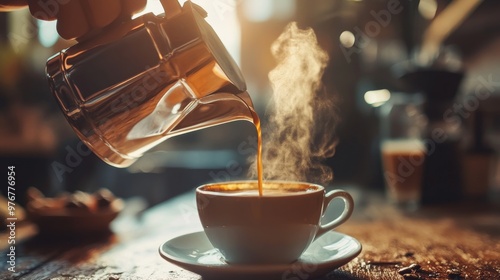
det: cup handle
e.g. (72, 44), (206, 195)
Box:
(316, 190), (354, 239)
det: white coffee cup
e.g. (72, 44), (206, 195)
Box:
(196, 181), (354, 264)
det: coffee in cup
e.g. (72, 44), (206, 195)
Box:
(196, 181), (354, 264)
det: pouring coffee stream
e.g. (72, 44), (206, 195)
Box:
(46, 0), (265, 193)
(251, 110), (264, 196)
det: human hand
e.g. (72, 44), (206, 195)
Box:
(0, 0), (147, 41)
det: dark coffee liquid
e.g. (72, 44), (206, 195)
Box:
(201, 182), (319, 195)
(250, 109), (264, 196)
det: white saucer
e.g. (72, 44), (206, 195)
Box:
(159, 231), (362, 280)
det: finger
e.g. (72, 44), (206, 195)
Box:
(0, 0), (27, 5)
(121, 0), (147, 16)
(0, 0), (28, 11)
(26, 0), (57, 20)
(85, 0), (120, 28)
(56, 0), (89, 40)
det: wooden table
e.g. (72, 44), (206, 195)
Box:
(1, 189), (499, 280)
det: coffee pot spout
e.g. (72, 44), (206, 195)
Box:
(170, 90), (255, 135)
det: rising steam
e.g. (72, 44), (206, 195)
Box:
(249, 22), (338, 185)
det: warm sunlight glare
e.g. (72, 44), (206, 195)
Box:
(137, 0), (241, 63)
(364, 89), (391, 107)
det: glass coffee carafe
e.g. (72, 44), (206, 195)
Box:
(46, 0), (255, 167)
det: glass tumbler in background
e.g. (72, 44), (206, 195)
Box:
(380, 93), (427, 210)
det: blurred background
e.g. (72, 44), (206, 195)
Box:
(1, 0), (500, 208)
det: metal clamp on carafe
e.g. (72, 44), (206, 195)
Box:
(46, 0), (254, 168)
